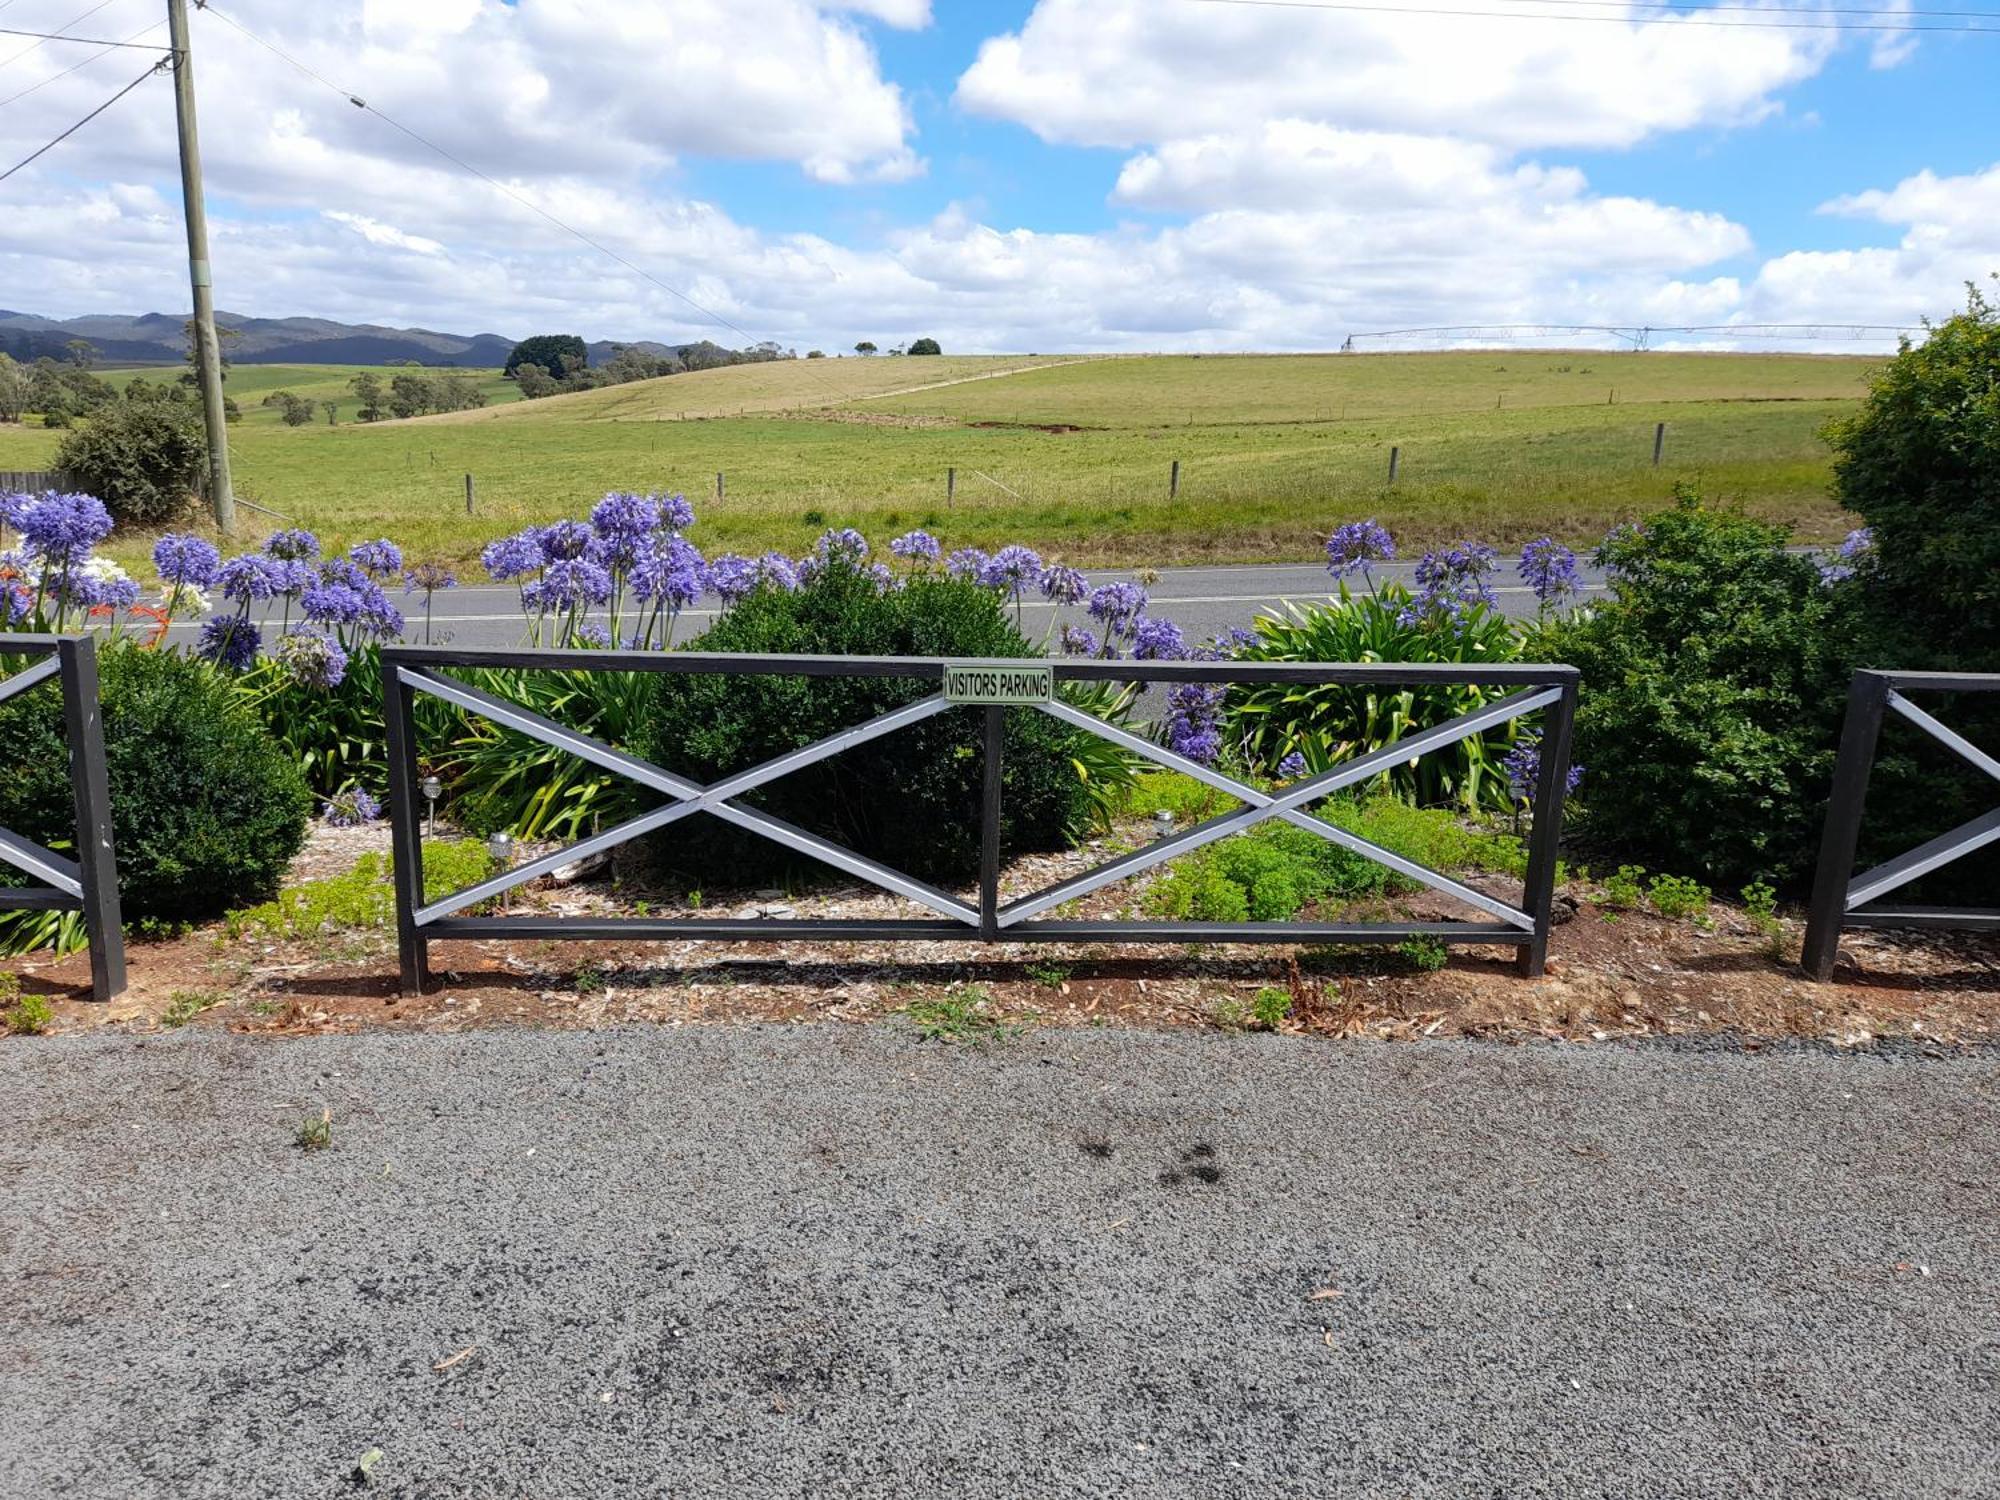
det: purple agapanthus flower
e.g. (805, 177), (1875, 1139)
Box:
(814, 527), (870, 564)
(659, 493), (695, 533)
(1164, 682), (1224, 765)
(348, 538), (404, 579)
(482, 528), (545, 582)
(591, 491), (661, 545)
(542, 557), (614, 610)
(218, 554), (285, 604)
(1276, 751), (1308, 779)
(71, 568), (139, 612)
(1502, 733), (1585, 805)
(1040, 563), (1088, 605)
(708, 553), (759, 603)
(1, 580), (31, 626)
(0, 491), (32, 533)
(632, 536), (708, 610)
(539, 519), (597, 562)
(1058, 624), (1100, 657)
(979, 544), (1044, 600)
(890, 529), (941, 562)
(277, 626), (349, 690)
(321, 785), (381, 827)
(944, 546), (989, 580)
(195, 615), (261, 670)
(1401, 542), (1499, 629)
(1087, 581), (1149, 647)
(263, 528), (321, 562)
(1133, 616), (1187, 661)
(756, 553), (801, 591)
(1325, 519), (1396, 583)
(1819, 526), (1874, 585)
(1518, 537), (1582, 611)
(573, 622), (612, 648)
(153, 534), (222, 589)
(300, 580), (365, 626)
(17, 492), (112, 566)
(403, 561), (457, 594)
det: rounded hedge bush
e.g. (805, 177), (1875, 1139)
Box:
(638, 560), (1093, 885)
(0, 646), (311, 923)
(51, 389), (205, 528)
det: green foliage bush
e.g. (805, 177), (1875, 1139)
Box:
(1224, 585), (1528, 811)
(0, 647), (309, 928)
(1144, 822), (1392, 922)
(1825, 284), (2000, 901)
(51, 387), (206, 526)
(1538, 487), (1848, 887)
(637, 560), (1104, 884)
(226, 842), (493, 941)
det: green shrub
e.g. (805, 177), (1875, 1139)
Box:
(637, 560), (1110, 884)
(1647, 874), (1711, 922)
(0, 648), (310, 933)
(3, 973), (54, 1036)
(51, 387), (205, 527)
(1599, 864), (1646, 910)
(1224, 585), (1530, 812)
(1541, 487), (1849, 887)
(1250, 986), (1292, 1029)
(1825, 285), (2000, 902)
(1144, 821), (1391, 922)
(1393, 937), (1449, 973)
(226, 842), (493, 941)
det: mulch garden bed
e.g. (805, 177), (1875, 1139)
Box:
(9, 821), (1998, 1047)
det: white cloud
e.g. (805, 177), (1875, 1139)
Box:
(957, 0), (1834, 152)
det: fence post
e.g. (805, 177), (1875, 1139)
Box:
(1170, 459), (1180, 499)
(382, 663), (432, 995)
(947, 467), (956, 508)
(979, 706), (1004, 942)
(1652, 422), (1666, 467)
(716, 471), (725, 502)
(57, 636), (124, 1000)
(1515, 675), (1578, 978)
(1388, 446), (1400, 484)
(464, 473), (475, 514)
(1801, 671), (1891, 980)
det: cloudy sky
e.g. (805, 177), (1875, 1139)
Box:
(1, 0), (1996, 352)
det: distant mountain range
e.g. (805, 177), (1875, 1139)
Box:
(0, 310), (679, 369)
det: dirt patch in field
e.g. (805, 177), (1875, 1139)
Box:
(7, 823), (1995, 1049)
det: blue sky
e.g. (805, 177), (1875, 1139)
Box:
(2, 0), (1996, 350)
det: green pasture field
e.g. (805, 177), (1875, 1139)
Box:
(0, 350), (1878, 571)
(101, 363), (521, 428)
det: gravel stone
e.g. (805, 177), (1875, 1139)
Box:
(2, 1027), (1996, 1498)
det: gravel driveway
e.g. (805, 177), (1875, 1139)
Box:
(3, 1027), (1996, 1498)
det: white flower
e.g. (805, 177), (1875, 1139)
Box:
(162, 585), (212, 619)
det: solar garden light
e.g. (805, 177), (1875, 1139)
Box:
(1152, 809), (1175, 841)
(419, 775), (442, 836)
(486, 830), (515, 911)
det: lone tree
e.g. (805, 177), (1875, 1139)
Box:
(854, 341), (877, 355)
(504, 334), (587, 381)
(908, 337), (941, 355)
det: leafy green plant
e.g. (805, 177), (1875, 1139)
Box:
(572, 961), (607, 996)
(1250, 986), (1292, 1029)
(1741, 880), (1787, 957)
(1647, 873), (1712, 922)
(1540, 487), (1849, 888)
(226, 842), (493, 941)
(639, 560), (1126, 884)
(1393, 937), (1449, 973)
(1600, 864), (1646, 910)
(161, 989), (225, 1028)
(51, 384), (206, 526)
(295, 1108), (333, 1152)
(0, 647), (311, 953)
(1224, 584), (1530, 812)
(2, 973), (53, 1036)
(1023, 960), (1071, 990)
(903, 985), (1016, 1044)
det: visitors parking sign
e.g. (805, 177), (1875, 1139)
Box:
(942, 660), (1054, 705)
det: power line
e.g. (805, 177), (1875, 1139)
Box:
(193, 2), (848, 391)
(1339, 322), (1919, 349)
(1181, 0), (2000, 31)
(0, 25), (166, 48)
(0, 54), (165, 183)
(0, 0), (122, 69)
(1481, 0), (2000, 17)
(0, 18), (165, 109)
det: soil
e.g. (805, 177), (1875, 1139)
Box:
(8, 821), (1996, 1048)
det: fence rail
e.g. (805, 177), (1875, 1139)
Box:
(1801, 669), (2000, 980)
(0, 634), (125, 999)
(381, 647), (1578, 996)
(0, 470), (64, 495)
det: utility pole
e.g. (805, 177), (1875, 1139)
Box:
(166, 0), (235, 535)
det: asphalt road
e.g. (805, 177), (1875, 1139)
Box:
(161, 558), (1612, 654)
(3, 1026), (1994, 1498)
